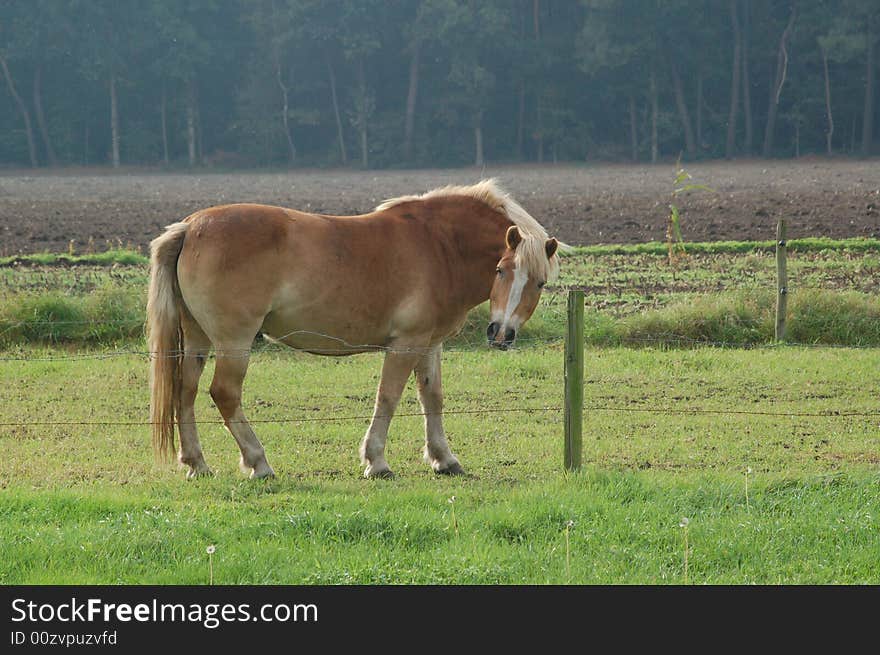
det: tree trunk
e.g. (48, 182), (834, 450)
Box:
(269, 0), (295, 164)
(33, 64), (57, 166)
(186, 80), (197, 167)
(668, 56), (696, 158)
(357, 59), (368, 169)
(533, 0), (543, 163)
(160, 82), (169, 165)
(725, 0), (741, 159)
(629, 92), (638, 162)
(650, 69), (658, 164)
(0, 55), (39, 167)
(850, 115), (857, 153)
(361, 123), (368, 169)
(762, 6), (797, 158)
(696, 67), (703, 151)
(196, 97), (203, 163)
(326, 54), (347, 165)
(474, 113), (484, 167)
(822, 45), (834, 156)
(536, 103), (544, 162)
(276, 58), (296, 164)
(741, 0), (753, 155)
(110, 71), (120, 168)
(403, 40), (420, 162)
(861, 22), (875, 156)
(517, 80), (525, 160)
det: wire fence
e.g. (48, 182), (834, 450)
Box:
(0, 278), (877, 346)
(0, 325), (877, 432)
(1, 335), (880, 362)
(1, 404), (877, 431)
(1, 311), (880, 362)
(2, 242), (878, 437)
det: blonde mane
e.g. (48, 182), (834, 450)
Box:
(376, 178), (561, 282)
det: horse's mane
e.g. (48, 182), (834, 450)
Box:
(376, 178), (561, 282)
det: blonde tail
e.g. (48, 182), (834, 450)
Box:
(146, 222), (189, 463)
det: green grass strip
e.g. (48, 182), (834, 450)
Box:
(0, 287), (145, 346)
(601, 289), (880, 347)
(2, 237), (879, 267)
(564, 237), (880, 257)
(0, 249), (148, 267)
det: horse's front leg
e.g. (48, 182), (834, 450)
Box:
(414, 345), (462, 475)
(360, 348), (421, 479)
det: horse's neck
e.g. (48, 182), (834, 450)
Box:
(454, 218), (510, 310)
(389, 197), (510, 310)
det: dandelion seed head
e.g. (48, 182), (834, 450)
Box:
(747, 467), (753, 475)
(206, 545), (216, 555)
(448, 496), (456, 504)
(679, 518), (689, 528)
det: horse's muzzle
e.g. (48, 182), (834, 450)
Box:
(487, 323), (516, 350)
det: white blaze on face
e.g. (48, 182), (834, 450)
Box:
(499, 265), (528, 331)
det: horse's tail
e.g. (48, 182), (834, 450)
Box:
(146, 221), (189, 463)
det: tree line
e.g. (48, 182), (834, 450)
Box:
(0, 0), (877, 169)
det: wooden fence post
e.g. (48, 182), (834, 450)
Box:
(564, 289), (584, 471)
(775, 219), (788, 341)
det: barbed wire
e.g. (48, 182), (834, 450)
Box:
(2, 288), (872, 334)
(1, 326), (875, 428)
(1, 331), (879, 362)
(1, 402), (876, 430)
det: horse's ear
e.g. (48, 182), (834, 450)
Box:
(505, 225), (522, 250)
(545, 237), (558, 259)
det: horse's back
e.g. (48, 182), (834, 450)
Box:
(174, 202), (444, 350)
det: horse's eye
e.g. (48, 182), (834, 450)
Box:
(496, 268), (503, 277)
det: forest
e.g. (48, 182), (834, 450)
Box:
(0, 0), (877, 169)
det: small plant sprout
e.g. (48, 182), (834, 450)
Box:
(667, 159), (715, 270)
(745, 467), (753, 510)
(679, 518), (690, 585)
(206, 545), (216, 585)
(448, 496), (458, 537)
(564, 520), (574, 582)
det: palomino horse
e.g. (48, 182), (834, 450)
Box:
(147, 179), (560, 479)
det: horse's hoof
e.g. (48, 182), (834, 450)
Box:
(250, 465), (276, 479)
(364, 465), (395, 479)
(435, 461), (464, 476)
(186, 466), (214, 480)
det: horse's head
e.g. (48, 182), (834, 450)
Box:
(487, 225), (559, 350)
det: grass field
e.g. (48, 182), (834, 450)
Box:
(1, 242), (878, 584)
(1, 345), (878, 584)
(2, 242), (880, 347)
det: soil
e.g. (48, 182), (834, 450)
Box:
(1, 159), (878, 255)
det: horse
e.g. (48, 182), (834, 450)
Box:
(146, 178), (561, 480)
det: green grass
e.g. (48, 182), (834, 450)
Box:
(564, 237), (880, 257)
(1, 346), (878, 584)
(612, 288), (880, 346)
(2, 242), (878, 584)
(3, 286), (877, 349)
(3, 473), (878, 584)
(2, 247), (879, 347)
(556, 250), (880, 316)
(3, 236), (877, 267)
(0, 248), (148, 267)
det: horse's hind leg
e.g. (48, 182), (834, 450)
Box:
(178, 311), (212, 478)
(210, 345), (275, 479)
(414, 345), (462, 475)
